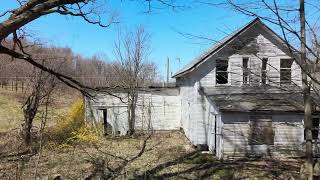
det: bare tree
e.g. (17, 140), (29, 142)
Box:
(22, 65), (59, 145)
(0, 0), (185, 96)
(113, 26), (156, 135)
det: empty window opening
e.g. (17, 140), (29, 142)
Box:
(313, 118), (319, 140)
(261, 58), (268, 84)
(243, 57), (250, 84)
(280, 59), (293, 85)
(216, 59), (228, 84)
(249, 116), (274, 145)
(305, 117), (320, 140)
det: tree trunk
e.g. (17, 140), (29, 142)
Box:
(300, 0), (313, 179)
(128, 92), (137, 135)
(22, 94), (39, 145)
(23, 114), (33, 145)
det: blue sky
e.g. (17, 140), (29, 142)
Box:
(1, 0), (308, 79)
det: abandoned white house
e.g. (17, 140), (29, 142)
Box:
(85, 18), (320, 159)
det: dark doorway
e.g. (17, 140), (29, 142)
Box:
(101, 109), (112, 135)
(102, 109), (108, 135)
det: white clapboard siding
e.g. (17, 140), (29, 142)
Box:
(221, 113), (304, 158)
(85, 89), (181, 135)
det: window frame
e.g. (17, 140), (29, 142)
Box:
(215, 59), (230, 85)
(261, 58), (268, 85)
(242, 57), (250, 85)
(280, 59), (294, 85)
(304, 116), (320, 141)
(248, 115), (274, 145)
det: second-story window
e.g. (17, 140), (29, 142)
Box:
(216, 59), (228, 85)
(242, 57), (249, 84)
(280, 59), (293, 85)
(261, 58), (268, 84)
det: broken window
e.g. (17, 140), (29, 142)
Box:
(261, 58), (268, 84)
(280, 59), (293, 85)
(249, 116), (274, 145)
(305, 117), (320, 140)
(243, 57), (250, 84)
(216, 59), (228, 84)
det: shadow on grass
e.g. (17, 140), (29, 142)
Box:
(0, 129), (41, 162)
(134, 151), (300, 179)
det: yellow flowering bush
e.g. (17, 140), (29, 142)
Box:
(50, 98), (100, 146)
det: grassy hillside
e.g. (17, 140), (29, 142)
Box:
(0, 88), (78, 131)
(0, 89), (24, 131)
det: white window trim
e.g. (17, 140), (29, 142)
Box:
(260, 57), (269, 85)
(241, 57), (251, 86)
(280, 58), (294, 85)
(215, 59), (231, 86)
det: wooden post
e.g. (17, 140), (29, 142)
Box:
(167, 57), (170, 85)
(15, 77), (18, 92)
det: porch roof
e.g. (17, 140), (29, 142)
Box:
(208, 93), (306, 112)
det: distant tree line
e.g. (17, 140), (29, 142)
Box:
(0, 40), (158, 91)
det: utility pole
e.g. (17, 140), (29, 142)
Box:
(300, 0), (313, 179)
(167, 57), (170, 85)
(177, 57), (181, 70)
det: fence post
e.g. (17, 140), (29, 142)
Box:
(15, 77), (18, 92)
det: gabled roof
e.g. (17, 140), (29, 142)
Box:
(172, 18), (298, 78)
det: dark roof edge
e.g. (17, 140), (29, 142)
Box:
(220, 109), (320, 113)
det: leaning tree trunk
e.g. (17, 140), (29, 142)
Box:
(22, 93), (40, 145)
(300, 0), (314, 179)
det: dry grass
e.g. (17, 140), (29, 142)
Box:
(0, 89), (24, 131)
(0, 130), (301, 180)
(0, 131), (193, 179)
(0, 88), (79, 132)
(0, 87), (301, 179)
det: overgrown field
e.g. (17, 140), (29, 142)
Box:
(0, 88), (77, 131)
(0, 88), (301, 179)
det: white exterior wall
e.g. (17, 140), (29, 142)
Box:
(184, 33), (302, 88)
(177, 31), (302, 148)
(85, 90), (181, 135)
(179, 81), (207, 145)
(221, 113), (304, 158)
(227, 34), (301, 87)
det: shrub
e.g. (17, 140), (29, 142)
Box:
(49, 98), (100, 146)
